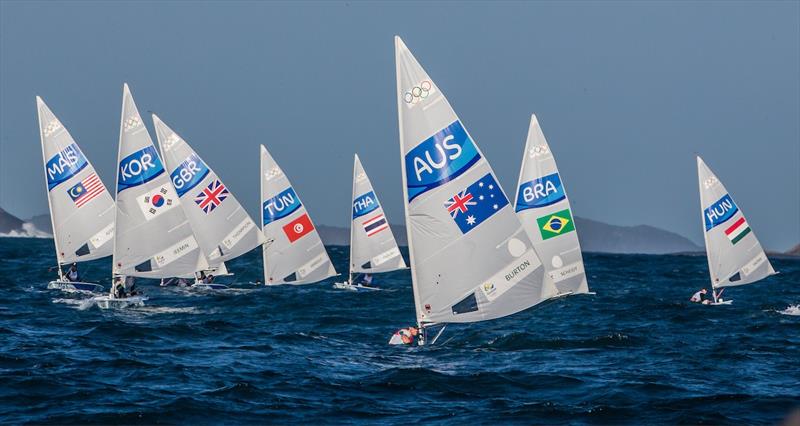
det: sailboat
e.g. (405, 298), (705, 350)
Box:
(260, 145), (336, 285)
(37, 97), (115, 293)
(514, 114), (589, 298)
(394, 36), (557, 345)
(697, 156), (776, 305)
(333, 154), (407, 291)
(94, 84), (209, 308)
(153, 114), (264, 289)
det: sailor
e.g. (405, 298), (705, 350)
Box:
(388, 327), (419, 345)
(113, 277), (127, 299)
(204, 274), (215, 284)
(690, 288), (707, 303)
(353, 273), (374, 287)
(66, 263), (80, 282)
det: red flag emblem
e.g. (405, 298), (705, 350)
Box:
(283, 213), (314, 243)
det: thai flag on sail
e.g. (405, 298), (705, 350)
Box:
(362, 213), (389, 237)
(445, 173), (508, 234)
(67, 173), (104, 208)
(194, 179), (229, 214)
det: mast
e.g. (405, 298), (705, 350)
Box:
(36, 97), (64, 280)
(260, 145), (268, 285)
(348, 155), (358, 285)
(110, 85), (128, 297)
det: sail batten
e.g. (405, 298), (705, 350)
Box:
(697, 156), (775, 288)
(513, 114), (589, 296)
(394, 36), (556, 326)
(111, 84), (208, 279)
(37, 97), (115, 266)
(260, 145), (336, 285)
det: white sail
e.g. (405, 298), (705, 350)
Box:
(153, 114), (264, 268)
(111, 84), (208, 279)
(395, 36), (556, 326)
(260, 145), (336, 285)
(348, 154), (406, 278)
(697, 156), (775, 288)
(37, 97), (115, 266)
(514, 114), (588, 296)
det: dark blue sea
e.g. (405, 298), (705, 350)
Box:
(1, 237), (798, 425)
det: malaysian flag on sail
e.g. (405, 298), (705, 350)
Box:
(362, 213), (388, 237)
(67, 173), (104, 208)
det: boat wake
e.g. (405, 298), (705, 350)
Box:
(778, 305), (800, 316)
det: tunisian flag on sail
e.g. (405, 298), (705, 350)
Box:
(283, 213), (314, 243)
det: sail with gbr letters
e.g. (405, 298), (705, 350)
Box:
(37, 97), (115, 267)
(153, 115), (264, 269)
(111, 84), (208, 279)
(697, 156), (775, 290)
(514, 114), (588, 297)
(347, 154), (406, 282)
(260, 145), (336, 285)
(394, 36), (556, 329)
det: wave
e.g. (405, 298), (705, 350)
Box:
(778, 304), (800, 316)
(0, 222), (52, 238)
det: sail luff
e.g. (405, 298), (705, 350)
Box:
(36, 97), (64, 270)
(348, 154), (358, 283)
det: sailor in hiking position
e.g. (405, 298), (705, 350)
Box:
(389, 327), (418, 345)
(66, 263), (80, 282)
(690, 288), (708, 303)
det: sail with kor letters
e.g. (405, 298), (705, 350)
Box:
(348, 154), (407, 279)
(37, 97), (115, 266)
(260, 144), (336, 285)
(153, 115), (264, 268)
(514, 114), (589, 296)
(697, 156), (775, 288)
(111, 84), (208, 279)
(394, 36), (556, 326)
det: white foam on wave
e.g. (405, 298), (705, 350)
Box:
(0, 223), (52, 238)
(779, 305), (800, 316)
(52, 298), (96, 311)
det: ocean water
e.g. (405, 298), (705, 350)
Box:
(1, 237), (798, 425)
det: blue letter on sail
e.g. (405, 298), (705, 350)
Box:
(170, 153), (210, 197)
(404, 120), (481, 202)
(704, 194), (738, 231)
(117, 146), (165, 192)
(45, 143), (88, 191)
(515, 172), (565, 212)
(263, 187), (301, 226)
(353, 191), (379, 219)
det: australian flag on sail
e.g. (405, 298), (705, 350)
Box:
(444, 173), (508, 234)
(195, 179), (229, 214)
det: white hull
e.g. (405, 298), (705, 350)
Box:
(332, 281), (381, 292)
(191, 282), (229, 290)
(48, 280), (104, 293)
(91, 295), (148, 309)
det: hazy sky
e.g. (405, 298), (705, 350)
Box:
(1, 1), (798, 250)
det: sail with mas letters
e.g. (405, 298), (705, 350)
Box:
(260, 144), (336, 285)
(514, 114), (589, 297)
(335, 154), (406, 290)
(37, 97), (115, 293)
(697, 156), (775, 302)
(111, 84), (209, 281)
(153, 114), (264, 273)
(394, 36), (557, 342)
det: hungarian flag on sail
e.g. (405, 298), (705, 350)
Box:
(283, 213), (314, 243)
(725, 217), (751, 245)
(67, 173), (104, 208)
(362, 213), (389, 237)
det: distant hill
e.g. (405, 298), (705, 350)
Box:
(0, 207), (25, 234)
(786, 244), (800, 257)
(0, 208), (50, 238)
(318, 216), (703, 254)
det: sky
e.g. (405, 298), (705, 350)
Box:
(1, 1), (798, 250)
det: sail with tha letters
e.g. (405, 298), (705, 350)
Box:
(514, 114), (588, 297)
(394, 36), (556, 340)
(697, 156), (775, 294)
(111, 84), (208, 281)
(260, 144), (336, 285)
(153, 114), (264, 271)
(343, 154), (406, 286)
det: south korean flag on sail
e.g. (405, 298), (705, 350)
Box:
(137, 185), (178, 220)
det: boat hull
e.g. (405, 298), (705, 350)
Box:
(332, 282), (381, 292)
(92, 295), (148, 309)
(48, 280), (104, 293)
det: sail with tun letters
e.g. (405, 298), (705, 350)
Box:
(514, 114), (589, 297)
(394, 36), (556, 340)
(697, 156), (775, 298)
(260, 144), (336, 285)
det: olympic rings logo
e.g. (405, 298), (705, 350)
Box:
(703, 176), (718, 189)
(528, 145), (550, 158)
(162, 133), (179, 151)
(403, 80), (434, 106)
(124, 116), (142, 132)
(43, 120), (62, 137)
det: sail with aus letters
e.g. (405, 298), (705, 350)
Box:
(697, 156), (775, 297)
(260, 145), (336, 285)
(342, 154), (406, 286)
(153, 115), (264, 274)
(111, 84), (209, 281)
(395, 36), (556, 343)
(514, 114), (589, 297)
(37, 97), (115, 290)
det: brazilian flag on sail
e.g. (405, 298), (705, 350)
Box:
(537, 208), (575, 240)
